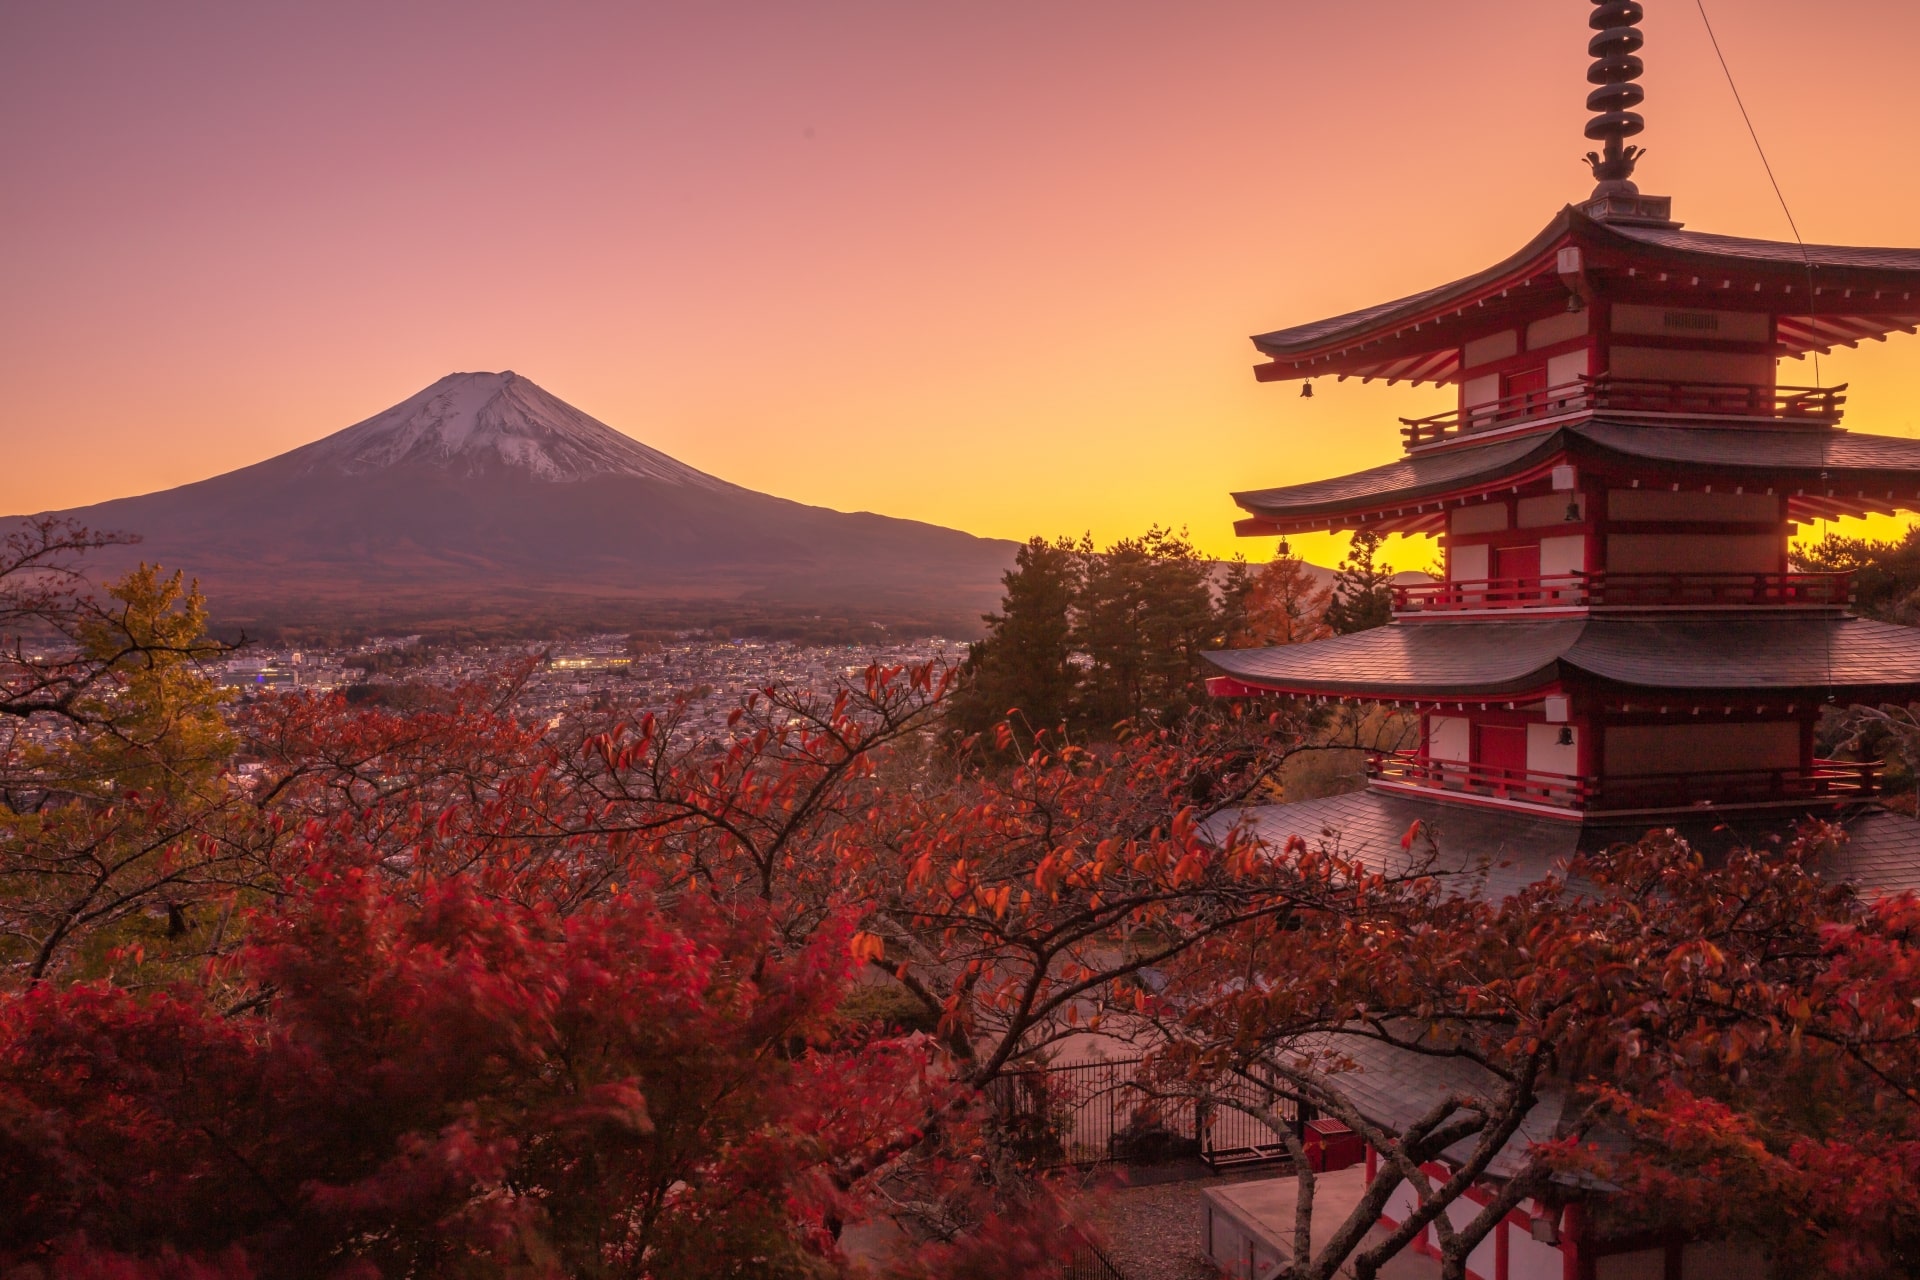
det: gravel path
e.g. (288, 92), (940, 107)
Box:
(1089, 1166), (1277, 1280)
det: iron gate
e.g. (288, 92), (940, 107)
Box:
(986, 1055), (1307, 1170)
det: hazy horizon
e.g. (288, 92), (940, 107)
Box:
(5, 0), (1919, 567)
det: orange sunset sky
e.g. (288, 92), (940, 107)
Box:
(4, 0), (1918, 569)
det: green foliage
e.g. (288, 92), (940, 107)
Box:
(1793, 526), (1920, 622)
(1321, 529), (1395, 635)
(949, 528), (1237, 742)
(1073, 527), (1216, 729)
(3, 556), (239, 985)
(946, 537), (1082, 741)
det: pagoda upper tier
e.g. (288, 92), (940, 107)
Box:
(1253, 204), (1920, 450)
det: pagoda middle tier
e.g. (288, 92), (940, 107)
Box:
(1210, 199), (1920, 827)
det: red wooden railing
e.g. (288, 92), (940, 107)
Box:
(1369, 752), (1880, 812)
(1393, 571), (1853, 615)
(1399, 376), (1847, 448)
(1369, 754), (1591, 807)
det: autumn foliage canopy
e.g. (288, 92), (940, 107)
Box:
(7, 521), (1920, 1278)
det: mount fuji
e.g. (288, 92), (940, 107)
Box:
(26, 372), (1018, 634)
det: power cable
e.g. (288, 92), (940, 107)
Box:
(1694, 0), (1822, 387)
(1693, 1), (1839, 704)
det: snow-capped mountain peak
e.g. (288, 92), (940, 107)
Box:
(288, 371), (730, 487)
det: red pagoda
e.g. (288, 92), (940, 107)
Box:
(1204, 20), (1920, 889)
(1196, 8), (1920, 1274)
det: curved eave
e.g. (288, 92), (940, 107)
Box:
(1231, 421), (1920, 535)
(1251, 207), (1920, 382)
(1203, 617), (1920, 701)
(1251, 208), (1578, 386)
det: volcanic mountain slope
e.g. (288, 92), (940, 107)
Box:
(27, 372), (1018, 633)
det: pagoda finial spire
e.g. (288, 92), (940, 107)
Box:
(1583, 0), (1647, 196)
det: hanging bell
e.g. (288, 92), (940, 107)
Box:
(1278, 537), (1292, 558)
(1301, 381), (1314, 399)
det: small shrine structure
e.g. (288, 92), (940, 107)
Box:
(1199, 3), (1920, 1275)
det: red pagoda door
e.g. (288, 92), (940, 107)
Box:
(1503, 366), (1549, 415)
(1494, 543), (1540, 585)
(1475, 724), (1529, 789)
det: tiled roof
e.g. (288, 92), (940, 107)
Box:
(1203, 616), (1920, 698)
(1821, 810), (1920, 896)
(1251, 209), (1576, 357)
(1210, 792), (1920, 1181)
(1305, 1033), (1587, 1181)
(1251, 206), (1920, 361)
(1232, 421), (1920, 522)
(1206, 621), (1583, 697)
(1611, 224), (1920, 274)
(1231, 433), (1550, 520)
(1212, 790), (1920, 900)
(1569, 617), (1920, 689)
(1222, 788), (1577, 899)
(1577, 421), (1920, 472)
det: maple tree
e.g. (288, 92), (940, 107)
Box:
(10, 527), (1920, 1276)
(1140, 822), (1920, 1279)
(1221, 551), (1332, 649)
(0, 862), (936, 1279)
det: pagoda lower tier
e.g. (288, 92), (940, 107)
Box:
(1208, 789), (1920, 903)
(1204, 613), (1920, 820)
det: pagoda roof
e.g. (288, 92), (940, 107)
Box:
(1232, 420), (1920, 535)
(1202, 616), (1920, 700)
(1215, 790), (1920, 899)
(1251, 206), (1920, 385)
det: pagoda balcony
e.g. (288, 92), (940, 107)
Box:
(1399, 375), (1848, 450)
(1368, 752), (1881, 815)
(1392, 571), (1853, 617)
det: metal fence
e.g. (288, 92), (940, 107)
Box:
(1066, 1240), (1130, 1280)
(986, 1054), (1307, 1171)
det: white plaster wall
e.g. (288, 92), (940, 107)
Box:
(1518, 494), (1585, 528)
(1464, 330), (1520, 368)
(1606, 722), (1799, 777)
(1507, 1226), (1564, 1280)
(1464, 373), (1501, 408)
(1528, 724), (1579, 776)
(1612, 304), (1771, 343)
(1528, 309), (1590, 349)
(1451, 544), (1491, 582)
(1428, 717), (1471, 763)
(1605, 533), (1781, 574)
(1547, 347), (1590, 389)
(1607, 489), (1780, 523)
(1440, 1197), (1497, 1279)
(1539, 534), (1586, 577)
(1609, 345), (1776, 387)
(1451, 505), (1510, 535)
(1383, 1181), (1422, 1239)
(1205, 1210), (1281, 1280)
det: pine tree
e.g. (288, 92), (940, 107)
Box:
(946, 537), (1083, 742)
(1321, 530), (1396, 635)
(1073, 527), (1215, 729)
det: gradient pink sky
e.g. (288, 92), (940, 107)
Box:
(4, 0), (1918, 565)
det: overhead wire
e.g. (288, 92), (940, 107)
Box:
(1693, 0), (1822, 388)
(1692, 0), (1837, 699)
